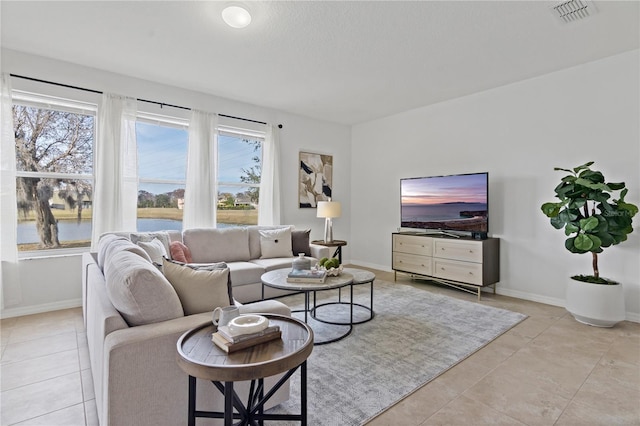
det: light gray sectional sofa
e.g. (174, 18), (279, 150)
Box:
(82, 225), (329, 426)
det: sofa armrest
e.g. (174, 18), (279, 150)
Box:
(102, 312), (289, 426)
(310, 243), (331, 260)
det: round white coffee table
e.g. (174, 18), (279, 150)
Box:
(261, 269), (354, 345)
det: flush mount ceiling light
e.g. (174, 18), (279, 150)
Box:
(222, 5), (252, 28)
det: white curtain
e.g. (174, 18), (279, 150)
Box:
(258, 124), (281, 225)
(183, 110), (218, 229)
(91, 94), (138, 249)
(0, 73), (21, 307)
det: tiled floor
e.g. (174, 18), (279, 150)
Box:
(1, 268), (639, 425)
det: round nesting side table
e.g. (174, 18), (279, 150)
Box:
(261, 269), (354, 345)
(312, 268), (376, 325)
(176, 314), (313, 426)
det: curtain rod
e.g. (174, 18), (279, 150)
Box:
(9, 73), (282, 128)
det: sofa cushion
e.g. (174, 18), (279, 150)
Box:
(250, 257), (299, 272)
(104, 250), (184, 326)
(170, 241), (193, 263)
(130, 232), (172, 260)
(184, 227), (250, 263)
(227, 261), (266, 287)
(291, 229), (311, 257)
(97, 234), (129, 269)
(137, 238), (167, 265)
(259, 228), (293, 259)
(100, 237), (152, 270)
(162, 259), (232, 315)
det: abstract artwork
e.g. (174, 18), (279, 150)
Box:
(299, 151), (333, 208)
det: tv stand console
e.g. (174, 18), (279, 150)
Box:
(392, 232), (500, 300)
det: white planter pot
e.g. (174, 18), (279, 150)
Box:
(565, 278), (625, 327)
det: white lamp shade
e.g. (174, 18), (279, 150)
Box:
(221, 5), (252, 28)
(317, 201), (341, 218)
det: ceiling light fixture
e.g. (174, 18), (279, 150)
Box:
(222, 5), (252, 29)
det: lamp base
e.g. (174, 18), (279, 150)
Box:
(324, 218), (334, 243)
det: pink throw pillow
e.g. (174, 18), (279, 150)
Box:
(170, 241), (193, 264)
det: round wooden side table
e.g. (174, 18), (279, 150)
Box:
(177, 314), (313, 426)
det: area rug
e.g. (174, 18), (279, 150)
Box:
(266, 280), (527, 425)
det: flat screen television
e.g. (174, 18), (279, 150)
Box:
(400, 172), (488, 234)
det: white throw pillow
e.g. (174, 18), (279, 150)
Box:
(137, 238), (167, 265)
(130, 232), (172, 259)
(259, 228), (293, 259)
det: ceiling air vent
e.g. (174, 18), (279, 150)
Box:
(552, 0), (596, 23)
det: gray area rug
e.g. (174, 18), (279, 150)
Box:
(266, 280), (527, 425)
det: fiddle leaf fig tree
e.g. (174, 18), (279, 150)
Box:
(541, 162), (638, 284)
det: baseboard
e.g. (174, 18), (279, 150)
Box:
(350, 261), (640, 324)
(349, 259), (392, 272)
(494, 287), (565, 307)
(0, 298), (82, 319)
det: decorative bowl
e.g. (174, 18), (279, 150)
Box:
(228, 314), (268, 336)
(321, 265), (343, 276)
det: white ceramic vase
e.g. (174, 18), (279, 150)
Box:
(565, 277), (625, 327)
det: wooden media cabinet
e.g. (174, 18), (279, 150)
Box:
(392, 232), (500, 300)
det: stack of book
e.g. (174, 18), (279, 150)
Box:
(286, 269), (327, 283)
(212, 323), (281, 353)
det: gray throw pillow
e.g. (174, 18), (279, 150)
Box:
(104, 250), (184, 326)
(292, 229), (311, 257)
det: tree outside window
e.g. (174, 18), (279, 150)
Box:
(218, 132), (262, 227)
(14, 102), (95, 251)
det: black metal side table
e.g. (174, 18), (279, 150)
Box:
(311, 239), (347, 263)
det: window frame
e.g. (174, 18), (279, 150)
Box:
(12, 91), (97, 258)
(136, 112), (189, 190)
(217, 125), (264, 194)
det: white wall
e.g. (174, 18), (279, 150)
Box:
(351, 50), (640, 321)
(3, 48), (638, 321)
(1, 49), (351, 318)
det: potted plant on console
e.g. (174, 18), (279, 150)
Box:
(541, 161), (638, 327)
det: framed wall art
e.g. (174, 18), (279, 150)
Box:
(299, 151), (333, 208)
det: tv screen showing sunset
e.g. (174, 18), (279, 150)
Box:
(401, 173), (488, 232)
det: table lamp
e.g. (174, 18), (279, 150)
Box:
(317, 199), (341, 243)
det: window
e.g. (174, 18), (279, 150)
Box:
(13, 94), (96, 252)
(217, 129), (263, 227)
(136, 117), (188, 233)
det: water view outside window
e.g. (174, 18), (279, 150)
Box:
(217, 133), (262, 227)
(136, 123), (262, 232)
(136, 121), (187, 232)
(14, 103), (95, 251)
(15, 104), (264, 250)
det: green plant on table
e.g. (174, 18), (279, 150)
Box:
(541, 161), (638, 284)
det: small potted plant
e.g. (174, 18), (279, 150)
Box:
(541, 161), (638, 327)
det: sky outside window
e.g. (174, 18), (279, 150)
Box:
(136, 123), (261, 194)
